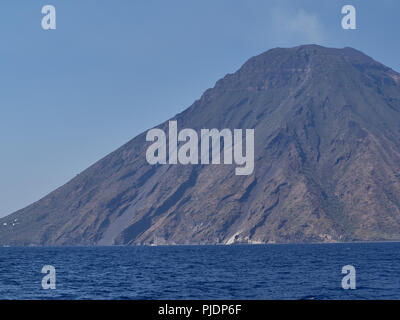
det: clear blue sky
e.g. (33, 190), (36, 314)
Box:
(1, 0), (399, 217)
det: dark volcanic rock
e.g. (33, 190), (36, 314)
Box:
(1, 44), (400, 245)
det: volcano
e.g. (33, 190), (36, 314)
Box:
(2, 44), (400, 245)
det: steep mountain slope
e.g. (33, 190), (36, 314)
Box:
(1, 44), (400, 245)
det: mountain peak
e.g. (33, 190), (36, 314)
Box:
(203, 44), (395, 101)
(243, 44), (381, 71)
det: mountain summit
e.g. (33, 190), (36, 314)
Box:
(2, 44), (400, 245)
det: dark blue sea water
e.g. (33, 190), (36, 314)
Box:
(0, 243), (399, 299)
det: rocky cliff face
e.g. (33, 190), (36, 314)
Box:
(1, 44), (400, 245)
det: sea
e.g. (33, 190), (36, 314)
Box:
(0, 242), (399, 300)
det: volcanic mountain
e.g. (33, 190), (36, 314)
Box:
(1, 44), (400, 246)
